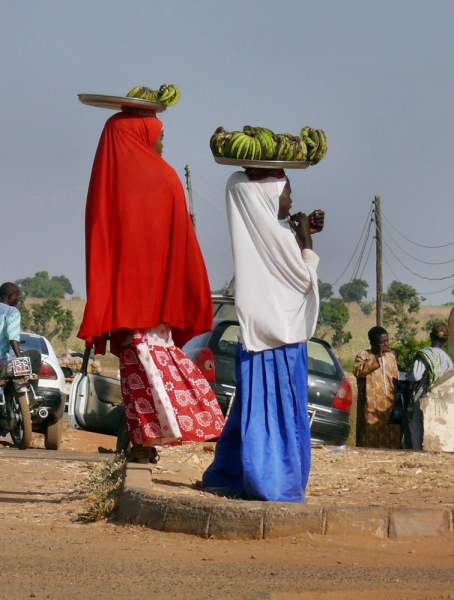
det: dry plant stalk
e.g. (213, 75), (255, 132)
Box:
(77, 456), (126, 523)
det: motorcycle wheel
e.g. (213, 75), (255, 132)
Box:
(9, 392), (33, 450)
(44, 418), (63, 450)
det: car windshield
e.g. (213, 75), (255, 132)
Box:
(307, 340), (341, 378)
(215, 303), (237, 321)
(20, 334), (48, 355)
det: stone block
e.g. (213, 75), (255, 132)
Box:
(164, 496), (214, 538)
(325, 506), (388, 537)
(117, 489), (169, 530)
(389, 508), (452, 538)
(208, 500), (265, 540)
(421, 379), (454, 452)
(263, 504), (324, 538)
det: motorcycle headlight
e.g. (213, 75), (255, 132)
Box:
(6, 362), (14, 377)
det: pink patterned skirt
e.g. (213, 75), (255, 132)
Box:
(119, 325), (225, 447)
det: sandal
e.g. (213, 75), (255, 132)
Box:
(125, 446), (152, 464)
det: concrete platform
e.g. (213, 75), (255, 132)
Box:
(117, 462), (454, 540)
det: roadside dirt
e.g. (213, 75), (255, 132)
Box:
(145, 443), (454, 509)
(0, 446), (454, 599)
(1, 427), (454, 598)
(4, 422), (454, 508)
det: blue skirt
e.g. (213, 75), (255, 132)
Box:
(202, 342), (311, 503)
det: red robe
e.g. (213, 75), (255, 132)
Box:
(78, 112), (213, 355)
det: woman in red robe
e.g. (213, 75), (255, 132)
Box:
(78, 110), (224, 460)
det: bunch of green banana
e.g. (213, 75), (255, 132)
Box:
(125, 84), (181, 106)
(300, 127), (328, 164)
(275, 134), (308, 161)
(157, 84), (180, 106)
(126, 86), (159, 101)
(209, 124), (327, 164)
(210, 127), (233, 157)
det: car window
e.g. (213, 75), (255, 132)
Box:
(215, 303), (238, 321)
(307, 340), (341, 378)
(20, 334), (48, 355)
(214, 324), (240, 358)
(182, 332), (211, 354)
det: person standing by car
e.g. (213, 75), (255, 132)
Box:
(0, 282), (41, 402)
(354, 326), (402, 449)
(77, 107), (224, 462)
(202, 170), (323, 502)
(401, 322), (453, 450)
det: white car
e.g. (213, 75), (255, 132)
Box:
(19, 332), (68, 449)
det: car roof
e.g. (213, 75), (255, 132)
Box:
(212, 319), (333, 350)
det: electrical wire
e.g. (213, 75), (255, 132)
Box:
(382, 222), (454, 265)
(383, 248), (454, 295)
(191, 186), (224, 216)
(382, 235), (454, 281)
(382, 209), (454, 249)
(331, 204), (374, 285)
(351, 219), (373, 281)
(382, 249), (402, 283)
(359, 236), (374, 279)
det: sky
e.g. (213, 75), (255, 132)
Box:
(1, 0), (454, 305)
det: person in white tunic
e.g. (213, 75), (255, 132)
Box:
(402, 322), (454, 450)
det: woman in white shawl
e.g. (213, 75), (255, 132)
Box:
(202, 169), (323, 502)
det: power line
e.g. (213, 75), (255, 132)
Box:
(382, 209), (454, 249)
(351, 218), (373, 281)
(382, 222), (454, 265)
(382, 249), (402, 283)
(383, 248), (454, 295)
(191, 186), (224, 216)
(381, 234), (454, 281)
(331, 204), (373, 285)
(360, 236), (374, 279)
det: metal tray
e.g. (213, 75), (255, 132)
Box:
(78, 94), (166, 113)
(214, 157), (310, 169)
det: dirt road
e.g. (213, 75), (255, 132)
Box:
(1, 430), (454, 599)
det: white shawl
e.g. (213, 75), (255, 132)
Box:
(226, 171), (319, 352)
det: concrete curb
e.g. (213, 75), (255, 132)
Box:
(117, 464), (454, 540)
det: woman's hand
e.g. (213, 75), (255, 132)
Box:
(308, 209), (325, 234)
(289, 212), (313, 250)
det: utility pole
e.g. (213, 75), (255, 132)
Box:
(374, 195), (383, 327)
(184, 165), (196, 230)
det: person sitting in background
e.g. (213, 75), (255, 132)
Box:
(401, 322), (453, 450)
(354, 326), (402, 449)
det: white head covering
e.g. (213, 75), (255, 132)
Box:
(226, 171), (319, 352)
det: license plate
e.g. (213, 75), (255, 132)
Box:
(12, 357), (32, 377)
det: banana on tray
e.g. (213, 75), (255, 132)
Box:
(125, 84), (181, 107)
(210, 125), (328, 165)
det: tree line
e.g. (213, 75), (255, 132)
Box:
(14, 271), (75, 346)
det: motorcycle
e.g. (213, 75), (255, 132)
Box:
(0, 356), (44, 449)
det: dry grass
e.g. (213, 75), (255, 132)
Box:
(334, 302), (452, 371)
(77, 456), (126, 523)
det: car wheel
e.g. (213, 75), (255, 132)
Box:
(116, 416), (131, 454)
(44, 418), (63, 450)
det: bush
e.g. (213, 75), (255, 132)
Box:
(339, 279), (369, 303)
(393, 337), (430, 371)
(16, 271), (74, 299)
(317, 298), (352, 349)
(359, 301), (374, 316)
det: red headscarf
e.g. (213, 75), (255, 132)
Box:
(78, 111), (213, 355)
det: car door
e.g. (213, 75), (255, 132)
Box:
(69, 347), (123, 436)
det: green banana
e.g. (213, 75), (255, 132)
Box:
(210, 124), (326, 164)
(312, 129), (328, 163)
